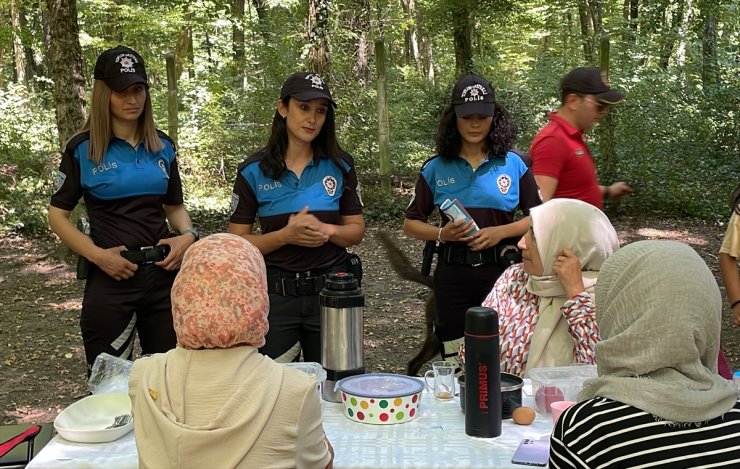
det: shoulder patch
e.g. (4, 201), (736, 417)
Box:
(230, 193), (239, 216)
(53, 171), (66, 194)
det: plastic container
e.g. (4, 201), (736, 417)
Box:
(54, 393), (133, 443)
(284, 362), (327, 391)
(336, 373), (423, 425)
(528, 364), (597, 415)
(733, 371), (740, 396)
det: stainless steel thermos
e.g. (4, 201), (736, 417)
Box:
(464, 306), (502, 438)
(320, 272), (365, 402)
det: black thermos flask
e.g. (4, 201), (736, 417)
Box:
(464, 306), (502, 438)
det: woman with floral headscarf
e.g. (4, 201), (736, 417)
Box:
(128, 233), (333, 469)
(481, 198), (619, 377)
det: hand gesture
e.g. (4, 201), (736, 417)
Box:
(552, 248), (585, 298)
(283, 206), (330, 247)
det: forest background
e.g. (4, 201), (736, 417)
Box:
(0, 0), (738, 235)
(0, 0), (739, 424)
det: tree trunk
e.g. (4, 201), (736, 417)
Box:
(578, 0), (602, 64)
(598, 34), (617, 193)
(252, 0), (269, 41)
(700, 0), (719, 88)
(352, 0), (371, 84)
(622, 0), (638, 42)
(232, 0), (245, 89)
(45, 0), (87, 147)
(451, 4), (473, 76)
(400, 0), (420, 72)
(675, 0), (694, 67)
(174, 9), (193, 80)
(11, 0), (29, 86)
(658, 0), (684, 69)
(376, 39), (390, 191)
(307, 0), (331, 76)
(104, 0), (122, 42)
(165, 53), (178, 146)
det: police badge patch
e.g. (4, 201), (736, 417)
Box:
(323, 176), (337, 196)
(54, 171), (66, 194)
(230, 193), (239, 216)
(497, 174), (512, 195)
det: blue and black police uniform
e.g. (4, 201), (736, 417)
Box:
(405, 150), (540, 359)
(50, 130), (182, 369)
(230, 149), (363, 362)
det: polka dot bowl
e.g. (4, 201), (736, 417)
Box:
(336, 373), (424, 425)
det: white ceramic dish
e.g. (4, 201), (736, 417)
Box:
(336, 373), (424, 425)
(54, 393), (133, 443)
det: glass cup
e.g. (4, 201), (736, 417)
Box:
(423, 360), (456, 400)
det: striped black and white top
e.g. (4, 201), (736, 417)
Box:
(549, 397), (740, 468)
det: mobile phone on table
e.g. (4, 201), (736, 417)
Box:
(511, 438), (550, 467)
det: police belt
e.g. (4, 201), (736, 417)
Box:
(266, 267), (330, 296)
(437, 243), (497, 266)
(120, 245), (169, 265)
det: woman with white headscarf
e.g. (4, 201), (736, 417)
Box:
(128, 233), (333, 469)
(481, 198), (619, 376)
(550, 241), (740, 468)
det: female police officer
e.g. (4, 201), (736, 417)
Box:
(48, 46), (197, 373)
(404, 74), (540, 366)
(228, 72), (365, 363)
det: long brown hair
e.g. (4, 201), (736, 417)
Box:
(81, 80), (163, 163)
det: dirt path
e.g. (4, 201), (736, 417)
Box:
(1, 215), (738, 424)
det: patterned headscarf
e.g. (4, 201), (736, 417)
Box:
(580, 241), (737, 422)
(171, 233), (269, 349)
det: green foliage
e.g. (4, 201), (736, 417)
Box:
(358, 181), (410, 224)
(0, 0), (738, 238)
(0, 84), (57, 235)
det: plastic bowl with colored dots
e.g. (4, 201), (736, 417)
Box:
(336, 374), (424, 425)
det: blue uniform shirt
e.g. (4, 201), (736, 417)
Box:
(230, 150), (363, 271)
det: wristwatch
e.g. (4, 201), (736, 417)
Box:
(180, 227), (200, 241)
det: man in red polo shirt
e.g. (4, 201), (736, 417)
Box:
(530, 67), (632, 209)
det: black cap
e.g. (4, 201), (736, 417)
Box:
(451, 75), (495, 117)
(560, 67), (624, 104)
(93, 45), (148, 92)
(280, 72), (336, 108)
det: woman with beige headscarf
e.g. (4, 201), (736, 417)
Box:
(128, 233), (333, 469)
(481, 198), (619, 376)
(550, 241), (740, 468)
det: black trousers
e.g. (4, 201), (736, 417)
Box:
(81, 264), (177, 371)
(259, 293), (322, 363)
(433, 260), (504, 343)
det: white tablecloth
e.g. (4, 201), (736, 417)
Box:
(27, 382), (552, 469)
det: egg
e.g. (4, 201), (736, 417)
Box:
(512, 406), (536, 425)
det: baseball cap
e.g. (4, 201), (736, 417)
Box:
(560, 67), (624, 104)
(451, 75), (496, 117)
(280, 72), (336, 108)
(93, 45), (148, 92)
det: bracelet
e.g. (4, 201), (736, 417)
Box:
(180, 227), (200, 241)
(603, 186), (611, 200)
(732, 299), (740, 309)
(437, 227), (444, 243)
